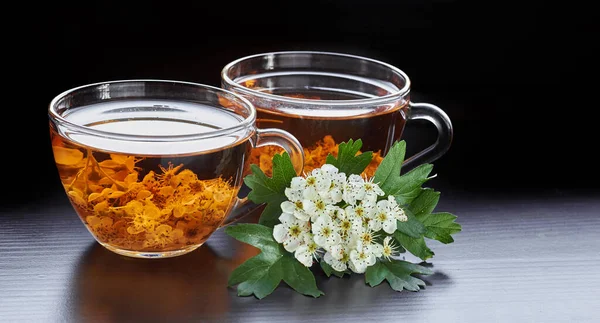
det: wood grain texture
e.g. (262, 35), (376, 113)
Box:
(1, 190), (599, 323)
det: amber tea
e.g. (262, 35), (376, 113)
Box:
(248, 89), (409, 177)
(51, 99), (252, 257)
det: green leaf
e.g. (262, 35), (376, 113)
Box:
(365, 259), (433, 291)
(408, 188), (440, 219)
(281, 257), (324, 297)
(392, 164), (434, 205)
(394, 231), (435, 261)
(320, 260), (348, 278)
(373, 141), (434, 205)
(373, 140), (406, 190)
(325, 139), (373, 175)
(225, 224), (324, 299)
(244, 153), (297, 227)
(395, 210), (427, 238)
(420, 212), (462, 244)
(364, 261), (388, 286)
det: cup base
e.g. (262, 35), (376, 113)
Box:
(99, 242), (203, 259)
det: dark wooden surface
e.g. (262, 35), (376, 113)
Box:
(1, 189), (599, 323)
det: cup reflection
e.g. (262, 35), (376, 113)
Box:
(68, 242), (235, 321)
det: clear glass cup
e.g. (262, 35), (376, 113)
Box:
(48, 80), (304, 258)
(221, 51), (452, 177)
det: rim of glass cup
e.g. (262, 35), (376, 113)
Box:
(48, 79), (257, 142)
(221, 51), (412, 107)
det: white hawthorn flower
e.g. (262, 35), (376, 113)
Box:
(303, 168), (332, 200)
(349, 241), (378, 274)
(294, 234), (319, 267)
(284, 177), (306, 201)
(342, 174), (366, 205)
(273, 213), (311, 252)
(281, 179), (310, 221)
(323, 244), (351, 272)
(312, 215), (341, 248)
(303, 194), (329, 222)
(370, 198), (402, 233)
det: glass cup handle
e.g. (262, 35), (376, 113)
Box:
(220, 128), (305, 227)
(402, 102), (453, 171)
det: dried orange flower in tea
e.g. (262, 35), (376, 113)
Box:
(248, 135), (383, 178)
(53, 143), (237, 252)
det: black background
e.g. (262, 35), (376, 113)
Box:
(6, 0), (599, 208)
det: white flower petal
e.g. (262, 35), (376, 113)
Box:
(372, 184), (385, 196)
(329, 189), (343, 204)
(327, 232), (341, 246)
(329, 244), (344, 260)
(290, 177), (307, 189)
(303, 186), (319, 200)
(365, 253), (377, 266)
(281, 201), (296, 214)
(351, 260), (367, 274)
(294, 246), (314, 267)
(369, 219), (383, 232)
(284, 187), (302, 201)
(320, 164), (339, 176)
(273, 224), (287, 243)
(314, 235), (328, 247)
(368, 243), (384, 258)
(284, 236), (301, 252)
(348, 174), (364, 184)
(383, 218), (397, 234)
(278, 212), (296, 226)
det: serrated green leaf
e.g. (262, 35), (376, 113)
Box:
(408, 188), (440, 219)
(365, 259), (433, 292)
(373, 140), (406, 190)
(244, 153), (297, 228)
(231, 254), (283, 298)
(395, 210), (427, 238)
(394, 231), (435, 261)
(320, 260), (347, 278)
(364, 261), (388, 287)
(392, 164), (434, 205)
(325, 139), (373, 175)
(373, 141), (433, 205)
(420, 212), (462, 244)
(224, 223), (281, 254)
(225, 224), (324, 299)
(282, 257), (325, 297)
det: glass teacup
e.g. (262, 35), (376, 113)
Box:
(221, 51), (453, 177)
(48, 80), (304, 258)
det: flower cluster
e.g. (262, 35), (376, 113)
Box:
(273, 164), (408, 273)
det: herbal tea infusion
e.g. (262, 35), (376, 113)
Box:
(248, 91), (408, 178)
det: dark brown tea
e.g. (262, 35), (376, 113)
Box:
(247, 89), (409, 177)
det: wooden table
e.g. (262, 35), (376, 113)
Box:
(1, 189), (599, 322)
